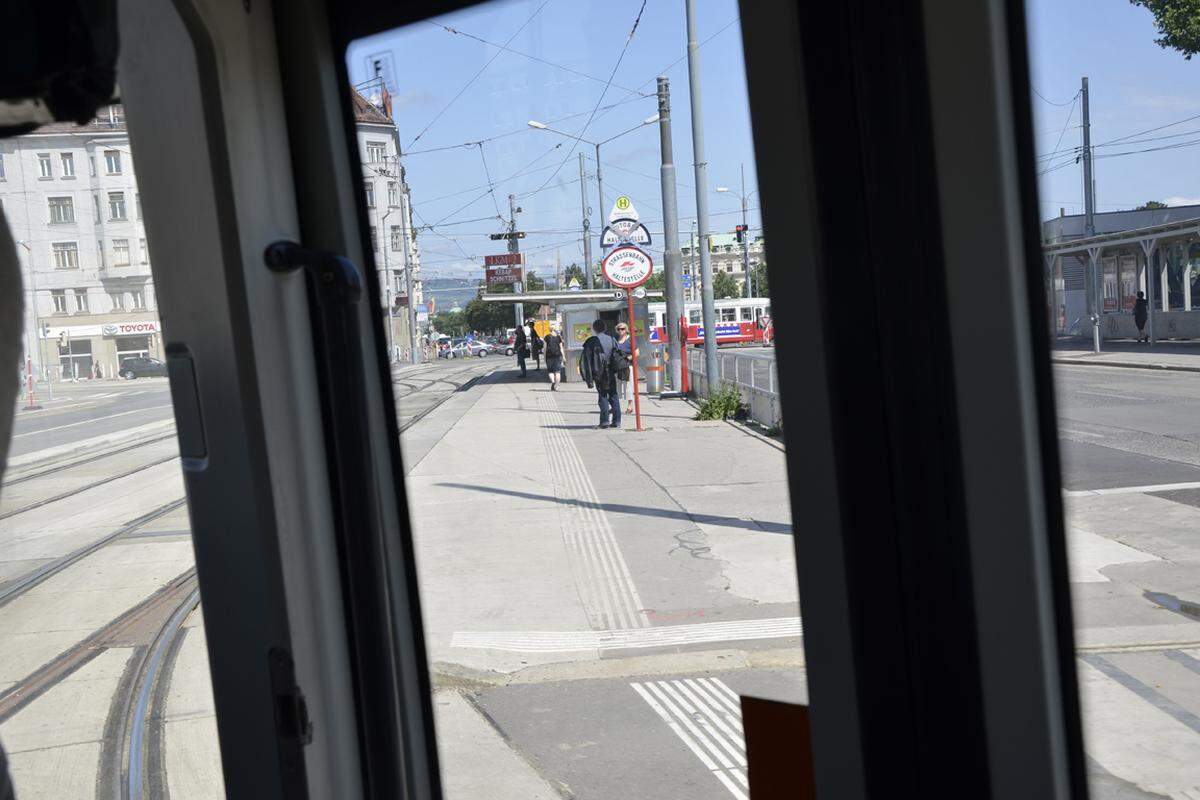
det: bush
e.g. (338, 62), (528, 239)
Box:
(695, 382), (745, 421)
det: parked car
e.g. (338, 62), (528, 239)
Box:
(441, 340), (495, 359)
(485, 336), (515, 356)
(119, 356), (167, 379)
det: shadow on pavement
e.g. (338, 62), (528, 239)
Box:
(437, 481), (792, 535)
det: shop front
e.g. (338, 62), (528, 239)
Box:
(41, 319), (162, 379)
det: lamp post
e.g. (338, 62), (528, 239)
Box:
(716, 167), (760, 298)
(527, 115), (659, 288)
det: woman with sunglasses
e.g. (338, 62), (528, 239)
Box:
(614, 322), (634, 414)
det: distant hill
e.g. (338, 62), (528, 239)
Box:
(423, 276), (482, 290)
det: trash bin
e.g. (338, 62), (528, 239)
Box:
(645, 348), (665, 394)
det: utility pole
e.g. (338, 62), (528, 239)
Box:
(1082, 76), (1100, 353)
(579, 153), (594, 290)
(740, 163), (751, 298)
(685, 0), (718, 389)
(400, 177), (419, 365)
(382, 205), (397, 362)
(656, 76), (684, 393)
(509, 193), (524, 330)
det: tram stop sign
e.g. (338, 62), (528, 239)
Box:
(601, 245), (653, 288)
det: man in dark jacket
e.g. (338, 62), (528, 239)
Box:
(514, 324), (528, 377)
(580, 319), (621, 429)
(1133, 290), (1149, 343)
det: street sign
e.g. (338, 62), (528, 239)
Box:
(600, 218), (652, 248)
(608, 195), (639, 223)
(486, 266), (524, 286)
(489, 231), (526, 240)
(601, 245), (653, 288)
(682, 275), (692, 288)
(632, 286), (647, 299)
(484, 253), (523, 266)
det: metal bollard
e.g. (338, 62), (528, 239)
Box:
(646, 348), (665, 394)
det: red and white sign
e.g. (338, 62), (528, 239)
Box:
(486, 266), (524, 286)
(602, 245), (653, 288)
(484, 253), (524, 267)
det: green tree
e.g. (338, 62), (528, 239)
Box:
(1130, 0), (1200, 59)
(431, 310), (468, 337)
(464, 298), (512, 334)
(644, 269), (666, 292)
(562, 263), (584, 287)
(1135, 200), (1169, 210)
(712, 270), (741, 299)
(525, 270), (546, 291)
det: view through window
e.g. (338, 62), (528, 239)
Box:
(349, 2), (800, 797)
(1028, 1), (1200, 797)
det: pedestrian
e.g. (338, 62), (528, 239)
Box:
(514, 324), (528, 378)
(543, 324), (565, 391)
(92, 362), (102, 380)
(1133, 290), (1149, 343)
(530, 320), (543, 371)
(581, 318), (622, 429)
(614, 322), (634, 413)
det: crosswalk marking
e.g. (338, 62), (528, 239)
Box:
(451, 616), (803, 652)
(538, 393), (648, 630)
(633, 677), (748, 800)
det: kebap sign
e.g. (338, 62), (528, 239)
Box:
(601, 245), (653, 289)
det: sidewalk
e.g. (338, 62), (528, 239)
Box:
(1053, 339), (1200, 372)
(399, 366), (800, 798)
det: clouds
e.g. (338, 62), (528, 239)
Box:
(1164, 196), (1200, 207)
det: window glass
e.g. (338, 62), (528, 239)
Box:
(349, 5), (792, 797)
(1028, 2), (1200, 795)
(0, 151), (5, 180)
(0, 85), (220, 800)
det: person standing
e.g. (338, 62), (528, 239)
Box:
(543, 324), (565, 391)
(614, 322), (634, 413)
(581, 319), (621, 429)
(514, 324), (528, 378)
(1133, 290), (1149, 343)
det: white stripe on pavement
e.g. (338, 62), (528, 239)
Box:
(451, 616), (803, 653)
(633, 678), (748, 800)
(1066, 481), (1200, 497)
(12, 404), (173, 438)
(538, 393), (648, 630)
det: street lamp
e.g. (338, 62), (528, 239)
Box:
(715, 165), (761, 298)
(527, 115), (659, 288)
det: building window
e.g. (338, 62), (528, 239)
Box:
(38, 153), (53, 178)
(73, 289), (89, 313)
(136, 193), (141, 218)
(105, 150), (122, 174)
(0, 152), (5, 180)
(93, 193), (100, 223)
(108, 192), (127, 220)
(366, 141), (387, 162)
(131, 289), (146, 310)
(60, 153), (75, 177)
(51, 290), (68, 314)
(390, 225), (402, 251)
(140, 238), (148, 263)
(365, 181), (375, 207)
(52, 242), (79, 269)
(48, 197), (74, 223)
(113, 238), (130, 265)
(110, 292), (125, 311)
(370, 226), (378, 251)
(388, 182), (398, 207)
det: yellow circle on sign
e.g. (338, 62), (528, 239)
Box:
(616, 196), (631, 210)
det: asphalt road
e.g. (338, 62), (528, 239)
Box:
(10, 379), (173, 458)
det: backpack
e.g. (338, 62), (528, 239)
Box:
(611, 346), (631, 382)
(544, 335), (563, 359)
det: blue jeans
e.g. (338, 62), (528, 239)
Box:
(597, 385), (621, 427)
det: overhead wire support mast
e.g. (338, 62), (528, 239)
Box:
(685, 0), (718, 391)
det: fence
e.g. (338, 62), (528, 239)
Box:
(686, 347), (782, 429)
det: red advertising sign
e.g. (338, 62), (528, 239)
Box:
(484, 253), (524, 267)
(486, 266), (524, 286)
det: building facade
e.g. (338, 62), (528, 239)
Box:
(353, 89), (423, 356)
(2, 105), (159, 380)
(680, 231), (766, 300)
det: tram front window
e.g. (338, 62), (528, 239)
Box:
(349, 2), (801, 796)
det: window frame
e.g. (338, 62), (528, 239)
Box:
(104, 149), (123, 174)
(113, 237), (131, 265)
(38, 153), (53, 178)
(48, 196), (74, 223)
(51, 241), (79, 269)
(50, 289), (68, 314)
(60, 152), (75, 177)
(109, 191), (128, 220)
(73, 288), (89, 313)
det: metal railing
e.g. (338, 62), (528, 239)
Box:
(685, 346), (781, 428)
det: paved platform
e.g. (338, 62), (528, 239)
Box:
(1054, 340), (1200, 373)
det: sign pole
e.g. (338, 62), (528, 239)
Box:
(627, 292), (643, 432)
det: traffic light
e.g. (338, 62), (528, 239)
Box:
(735, 224), (747, 243)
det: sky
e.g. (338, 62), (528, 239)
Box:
(347, 0), (1199, 279)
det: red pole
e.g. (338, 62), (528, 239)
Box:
(24, 356), (39, 410)
(628, 293), (643, 431)
(679, 315), (689, 395)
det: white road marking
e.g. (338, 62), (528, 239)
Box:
(451, 616), (803, 652)
(538, 393), (648, 629)
(12, 404), (173, 438)
(1059, 428), (1105, 439)
(1066, 481), (1200, 497)
(633, 678), (748, 800)
(1076, 389), (1145, 401)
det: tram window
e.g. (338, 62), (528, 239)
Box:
(1026, 2), (1200, 795)
(739, 306), (753, 321)
(0, 106), (223, 795)
(346, 3), (800, 796)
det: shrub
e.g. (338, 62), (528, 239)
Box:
(695, 383), (745, 421)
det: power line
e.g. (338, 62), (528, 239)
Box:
(1037, 92), (1080, 164)
(408, 0), (550, 148)
(1095, 112), (1200, 148)
(424, 20), (653, 99)
(1032, 86), (1079, 107)
(530, 0), (649, 194)
(477, 143), (503, 219)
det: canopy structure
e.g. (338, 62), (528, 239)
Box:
(478, 289), (664, 305)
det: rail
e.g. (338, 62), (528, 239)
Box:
(685, 347), (781, 429)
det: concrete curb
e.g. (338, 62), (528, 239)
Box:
(1052, 357), (1200, 374)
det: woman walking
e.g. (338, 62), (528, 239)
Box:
(543, 324), (565, 391)
(615, 322), (634, 413)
